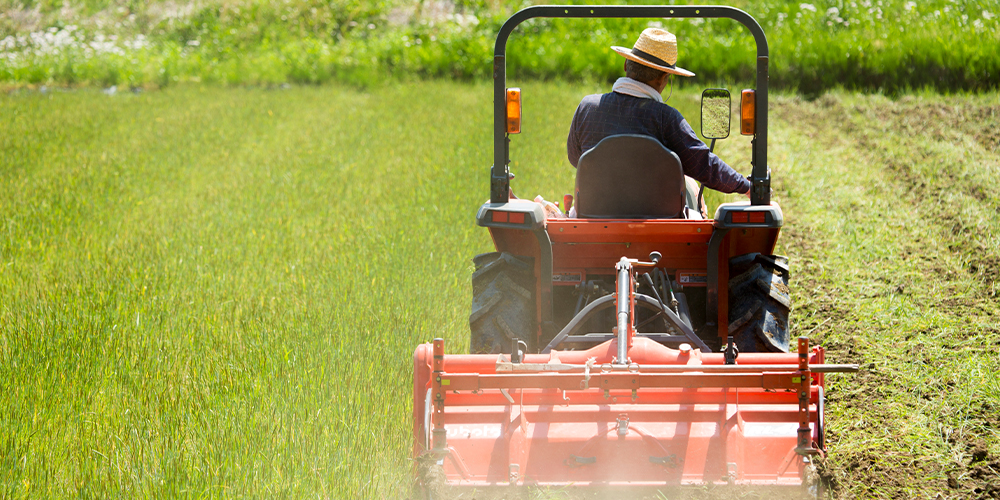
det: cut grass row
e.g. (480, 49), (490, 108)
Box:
(772, 92), (1000, 497)
(1, 81), (998, 497)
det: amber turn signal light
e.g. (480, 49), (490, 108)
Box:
(506, 88), (521, 134)
(740, 89), (755, 136)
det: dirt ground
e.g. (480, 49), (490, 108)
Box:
(773, 93), (999, 499)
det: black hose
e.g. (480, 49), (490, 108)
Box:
(655, 268), (670, 312)
(542, 294), (616, 354)
(542, 294), (711, 353)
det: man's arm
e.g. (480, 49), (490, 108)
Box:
(567, 106), (584, 168)
(660, 108), (750, 194)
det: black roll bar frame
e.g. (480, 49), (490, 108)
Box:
(490, 5), (771, 206)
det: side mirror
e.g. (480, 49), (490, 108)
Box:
(700, 88), (731, 140)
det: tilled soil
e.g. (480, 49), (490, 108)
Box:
(773, 93), (1000, 499)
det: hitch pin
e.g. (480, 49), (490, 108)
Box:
(500, 388), (515, 404)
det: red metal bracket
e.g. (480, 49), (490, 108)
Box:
(432, 338), (448, 455)
(795, 336), (818, 455)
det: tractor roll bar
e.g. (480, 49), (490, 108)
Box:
(491, 5), (770, 206)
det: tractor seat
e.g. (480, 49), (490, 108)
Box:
(575, 134), (688, 219)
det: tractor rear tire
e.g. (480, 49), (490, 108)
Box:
(469, 252), (536, 354)
(728, 253), (791, 353)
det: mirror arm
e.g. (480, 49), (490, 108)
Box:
(697, 183), (705, 217)
(704, 138), (713, 214)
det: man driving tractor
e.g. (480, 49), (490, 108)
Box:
(567, 28), (750, 216)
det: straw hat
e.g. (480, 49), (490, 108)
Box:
(611, 28), (695, 77)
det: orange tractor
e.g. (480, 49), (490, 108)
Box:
(413, 5), (856, 496)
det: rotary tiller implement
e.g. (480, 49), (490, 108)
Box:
(413, 260), (857, 492)
(413, 5), (856, 495)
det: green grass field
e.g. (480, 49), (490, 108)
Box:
(1, 82), (998, 498)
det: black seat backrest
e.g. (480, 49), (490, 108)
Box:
(575, 134), (685, 219)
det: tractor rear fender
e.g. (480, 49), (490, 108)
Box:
(476, 202), (554, 341)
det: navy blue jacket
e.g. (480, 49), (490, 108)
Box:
(567, 92), (751, 194)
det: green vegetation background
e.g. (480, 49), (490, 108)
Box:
(1, 0), (998, 93)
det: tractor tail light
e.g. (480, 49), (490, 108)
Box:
(741, 89), (755, 136)
(490, 211), (525, 224)
(506, 88), (521, 134)
(731, 211), (768, 224)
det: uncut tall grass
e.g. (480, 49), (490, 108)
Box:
(1, 83), (491, 496)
